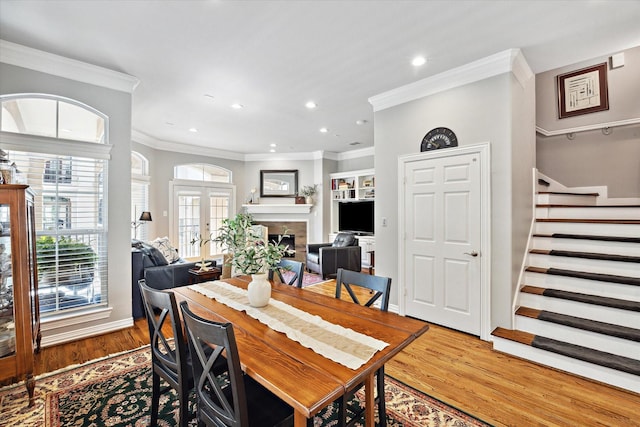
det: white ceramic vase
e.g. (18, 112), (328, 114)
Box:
(305, 196), (313, 205)
(247, 273), (271, 307)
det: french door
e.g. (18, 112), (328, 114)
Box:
(171, 184), (234, 259)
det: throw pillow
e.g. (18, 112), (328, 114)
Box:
(332, 232), (357, 247)
(139, 242), (168, 266)
(150, 236), (181, 264)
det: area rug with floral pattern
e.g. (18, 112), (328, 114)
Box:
(0, 345), (491, 426)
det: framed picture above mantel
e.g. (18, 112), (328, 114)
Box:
(260, 169), (298, 197)
(556, 62), (609, 119)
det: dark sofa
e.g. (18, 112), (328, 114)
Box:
(131, 239), (214, 318)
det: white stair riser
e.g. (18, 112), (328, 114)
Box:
(536, 206), (640, 220)
(527, 253), (640, 278)
(522, 271), (640, 302)
(492, 337), (640, 394)
(515, 316), (639, 359)
(536, 194), (597, 205)
(535, 222), (640, 236)
(519, 293), (639, 328)
(531, 237), (640, 257)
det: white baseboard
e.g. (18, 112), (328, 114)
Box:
(41, 317), (134, 348)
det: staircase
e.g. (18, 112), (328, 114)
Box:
(492, 178), (640, 393)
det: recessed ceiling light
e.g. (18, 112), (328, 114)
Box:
(270, 149), (276, 153)
(305, 101), (317, 109)
(412, 56), (427, 67)
(319, 127), (328, 133)
(270, 143), (277, 147)
(356, 119), (368, 125)
(189, 128), (198, 133)
(231, 103), (244, 109)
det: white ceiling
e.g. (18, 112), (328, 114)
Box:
(1, 0), (639, 155)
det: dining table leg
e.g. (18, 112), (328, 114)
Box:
(364, 371), (375, 427)
(294, 409), (308, 427)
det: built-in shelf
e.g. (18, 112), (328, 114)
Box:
(242, 204), (312, 214)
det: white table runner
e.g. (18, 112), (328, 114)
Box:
(188, 281), (389, 370)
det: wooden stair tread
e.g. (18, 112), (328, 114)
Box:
(493, 328), (640, 376)
(537, 191), (599, 196)
(520, 285), (640, 312)
(537, 204), (640, 208)
(525, 266), (640, 286)
(516, 306), (640, 341)
(532, 335), (640, 376)
(533, 233), (640, 244)
(537, 218), (640, 224)
(529, 248), (640, 263)
(491, 327), (535, 345)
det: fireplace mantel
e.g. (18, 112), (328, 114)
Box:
(242, 204), (312, 214)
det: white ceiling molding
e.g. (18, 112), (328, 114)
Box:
(536, 117), (640, 137)
(132, 129), (245, 161)
(369, 48), (531, 111)
(335, 146), (375, 161)
(0, 39), (139, 93)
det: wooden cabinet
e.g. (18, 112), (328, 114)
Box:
(0, 185), (40, 406)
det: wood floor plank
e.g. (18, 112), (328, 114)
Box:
(17, 280), (639, 427)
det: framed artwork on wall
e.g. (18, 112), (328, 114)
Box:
(260, 169), (298, 197)
(557, 62), (609, 119)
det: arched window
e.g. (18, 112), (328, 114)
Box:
(174, 163), (231, 183)
(131, 151), (150, 241)
(0, 94), (109, 317)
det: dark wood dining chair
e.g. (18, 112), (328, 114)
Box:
(335, 268), (392, 427)
(268, 259), (305, 288)
(139, 280), (193, 427)
(179, 301), (294, 427)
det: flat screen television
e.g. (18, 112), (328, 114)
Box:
(338, 200), (374, 236)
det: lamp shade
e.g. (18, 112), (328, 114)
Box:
(139, 211), (152, 222)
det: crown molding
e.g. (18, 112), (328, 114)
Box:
(335, 146), (374, 161)
(0, 39), (139, 93)
(369, 48), (532, 111)
(132, 129), (374, 162)
(132, 129), (245, 161)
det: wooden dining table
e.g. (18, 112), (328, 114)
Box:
(171, 276), (429, 427)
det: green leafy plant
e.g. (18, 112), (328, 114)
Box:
(36, 236), (96, 284)
(299, 184), (318, 197)
(214, 213), (292, 275)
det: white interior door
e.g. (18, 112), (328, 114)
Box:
(400, 145), (488, 336)
(172, 184), (233, 259)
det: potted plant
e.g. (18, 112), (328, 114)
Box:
(214, 212), (292, 306)
(189, 233), (214, 272)
(300, 184), (318, 205)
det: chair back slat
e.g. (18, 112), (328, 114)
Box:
(335, 268), (391, 312)
(180, 301), (249, 427)
(268, 259), (305, 288)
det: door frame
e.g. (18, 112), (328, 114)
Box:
(169, 180), (236, 257)
(398, 142), (492, 340)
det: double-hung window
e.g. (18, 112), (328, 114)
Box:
(0, 94), (109, 316)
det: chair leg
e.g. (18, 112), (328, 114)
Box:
(376, 367), (386, 427)
(151, 371), (160, 427)
(178, 387), (190, 427)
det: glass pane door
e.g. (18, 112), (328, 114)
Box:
(0, 203), (14, 358)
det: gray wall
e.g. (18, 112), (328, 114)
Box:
(536, 45), (640, 198)
(373, 70), (535, 331)
(1, 62), (133, 337)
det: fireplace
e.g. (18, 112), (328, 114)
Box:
(253, 220), (307, 263)
(269, 234), (295, 257)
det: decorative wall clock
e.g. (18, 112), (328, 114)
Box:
(420, 127), (458, 151)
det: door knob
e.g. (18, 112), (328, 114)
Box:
(464, 251), (479, 257)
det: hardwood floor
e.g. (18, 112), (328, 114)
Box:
(29, 281), (640, 427)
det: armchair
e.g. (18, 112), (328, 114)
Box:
(306, 232), (362, 279)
